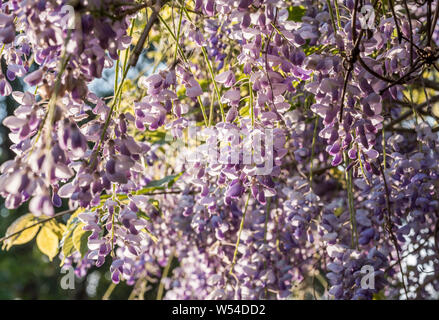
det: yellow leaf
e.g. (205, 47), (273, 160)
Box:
(2, 213), (40, 251)
(44, 219), (66, 239)
(36, 226), (59, 261)
(334, 207), (344, 217)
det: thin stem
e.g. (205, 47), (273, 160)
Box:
(263, 197), (271, 299)
(129, 2), (163, 67)
(358, 56), (394, 83)
(388, 0), (403, 42)
(249, 79), (254, 127)
(229, 192), (251, 274)
(201, 46), (225, 122)
(110, 184), (117, 256)
(157, 14), (187, 63)
(352, 0), (359, 42)
(114, 56), (120, 97)
(431, 0), (439, 37)
(157, 13), (209, 126)
(156, 249), (175, 300)
(90, 10), (163, 169)
(385, 94), (439, 130)
(309, 116), (319, 187)
(379, 164), (409, 299)
(0, 209), (74, 244)
(89, 64), (129, 170)
(382, 126), (386, 169)
(326, 0), (338, 35)
(358, 148), (371, 185)
(208, 89), (215, 126)
(179, 3), (224, 121)
(402, 0), (414, 66)
(333, 0), (342, 28)
(44, 31), (72, 149)
(102, 282), (117, 300)
(427, 0), (432, 46)
(174, 3), (184, 62)
(344, 151), (358, 249)
(339, 68), (352, 122)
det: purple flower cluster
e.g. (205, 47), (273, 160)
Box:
(1, 0), (439, 300)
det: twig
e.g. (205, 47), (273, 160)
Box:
(379, 164), (409, 299)
(358, 56), (394, 83)
(129, 1), (164, 67)
(352, 0), (359, 42)
(229, 192), (251, 274)
(102, 282), (117, 300)
(431, 0), (439, 37)
(427, 0), (433, 46)
(156, 249), (175, 300)
(0, 209), (75, 244)
(378, 59), (423, 94)
(402, 0), (414, 66)
(385, 94), (439, 130)
(339, 26), (364, 122)
(90, 1), (166, 169)
(389, 0), (403, 42)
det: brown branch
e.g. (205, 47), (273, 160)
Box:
(427, 0), (433, 46)
(358, 56), (394, 83)
(389, 0), (403, 42)
(402, 0), (414, 65)
(413, 78), (439, 91)
(339, 67), (352, 122)
(431, 0), (439, 37)
(339, 29), (364, 122)
(352, 0), (360, 42)
(129, 0), (166, 67)
(379, 59), (423, 95)
(385, 94), (439, 130)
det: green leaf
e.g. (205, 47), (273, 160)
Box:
(148, 199), (160, 210)
(239, 105), (250, 117)
(60, 232), (75, 265)
(334, 207), (344, 217)
(59, 208), (83, 266)
(137, 210), (151, 221)
(143, 130), (167, 145)
(2, 213), (40, 251)
(139, 172), (183, 192)
(72, 223), (91, 259)
(100, 173), (183, 202)
(36, 226), (59, 261)
(288, 6), (306, 22)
